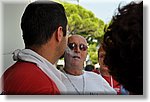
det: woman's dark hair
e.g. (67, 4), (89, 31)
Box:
(21, 1), (68, 47)
(103, 1), (143, 94)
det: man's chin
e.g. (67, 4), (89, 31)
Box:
(72, 60), (81, 65)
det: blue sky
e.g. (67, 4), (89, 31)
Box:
(65, 0), (135, 23)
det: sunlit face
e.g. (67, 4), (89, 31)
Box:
(64, 35), (88, 68)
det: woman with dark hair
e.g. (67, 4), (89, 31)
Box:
(103, 1), (143, 95)
(98, 44), (129, 95)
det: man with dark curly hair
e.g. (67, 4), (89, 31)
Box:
(103, 1), (143, 95)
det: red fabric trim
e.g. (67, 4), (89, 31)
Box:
(2, 61), (60, 95)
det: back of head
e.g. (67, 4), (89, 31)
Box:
(103, 1), (143, 94)
(21, 0), (67, 47)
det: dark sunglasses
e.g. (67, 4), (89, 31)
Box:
(68, 43), (88, 51)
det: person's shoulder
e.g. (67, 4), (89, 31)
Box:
(3, 61), (60, 94)
(84, 71), (109, 82)
(84, 71), (102, 78)
(4, 61), (50, 82)
(9, 61), (37, 69)
(9, 61), (41, 72)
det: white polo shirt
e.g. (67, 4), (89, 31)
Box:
(62, 71), (117, 95)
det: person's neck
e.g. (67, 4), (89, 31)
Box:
(29, 45), (56, 64)
(63, 67), (83, 76)
(100, 68), (110, 77)
(101, 72), (110, 77)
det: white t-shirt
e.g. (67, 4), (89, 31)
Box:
(62, 71), (117, 95)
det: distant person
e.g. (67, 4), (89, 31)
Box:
(92, 68), (101, 75)
(1, 0), (68, 95)
(84, 65), (94, 71)
(84, 65), (100, 74)
(98, 43), (128, 95)
(103, 1), (143, 94)
(62, 35), (116, 95)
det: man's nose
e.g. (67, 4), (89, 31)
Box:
(74, 46), (80, 53)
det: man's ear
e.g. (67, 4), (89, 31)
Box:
(56, 26), (63, 42)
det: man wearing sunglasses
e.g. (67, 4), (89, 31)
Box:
(62, 35), (116, 95)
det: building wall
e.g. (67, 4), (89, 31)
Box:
(1, 2), (28, 76)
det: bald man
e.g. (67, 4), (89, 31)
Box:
(62, 35), (117, 95)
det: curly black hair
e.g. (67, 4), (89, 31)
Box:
(103, 1), (143, 94)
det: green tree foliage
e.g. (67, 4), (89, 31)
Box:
(88, 43), (98, 64)
(62, 2), (105, 42)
